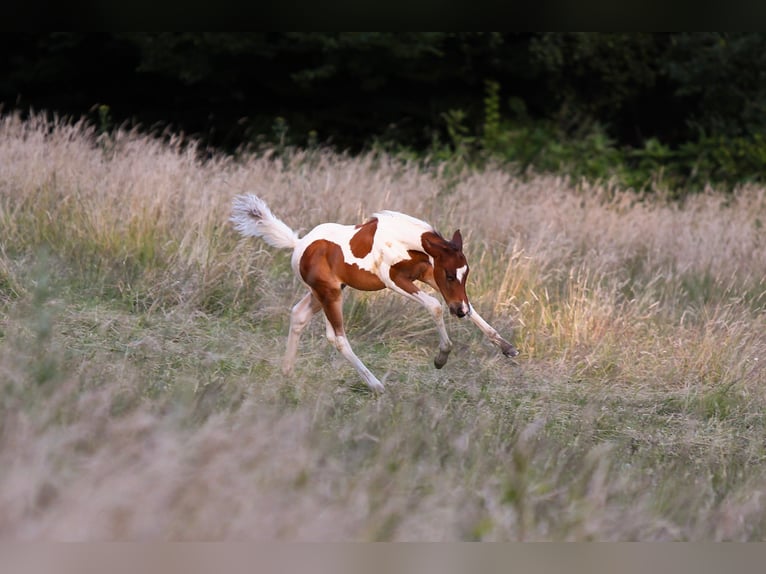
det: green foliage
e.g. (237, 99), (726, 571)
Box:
(441, 109), (476, 160)
(429, 77), (766, 192)
(663, 33), (766, 139)
(529, 33), (663, 132)
(482, 80), (502, 151)
(97, 105), (111, 135)
(5, 33), (766, 192)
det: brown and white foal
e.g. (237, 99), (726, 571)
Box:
(231, 194), (518, 393)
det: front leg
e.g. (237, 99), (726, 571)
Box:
(386, 263), (454, 369)
(405, 290), (454, 369)
(468, 305), (519, 358)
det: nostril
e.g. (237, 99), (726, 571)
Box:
(450, 302), (470, 318)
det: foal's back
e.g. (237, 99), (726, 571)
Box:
(291, 211), (435, 281)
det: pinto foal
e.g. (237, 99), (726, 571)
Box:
(231, 194), (518, 393)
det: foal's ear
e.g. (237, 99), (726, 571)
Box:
(451, 229), (463, 251)
(422, 232), (446, 256)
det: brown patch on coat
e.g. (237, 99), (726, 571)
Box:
(389, 250), (434, 294)
(349, 217), (378, 258)
(300, 239), (385, 294)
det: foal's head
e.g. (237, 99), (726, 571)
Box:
(423, 230), (471, 318)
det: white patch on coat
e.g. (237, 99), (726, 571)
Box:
(456, 264), (468, 283)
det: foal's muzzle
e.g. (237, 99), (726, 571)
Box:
(449, 302), (470, 318)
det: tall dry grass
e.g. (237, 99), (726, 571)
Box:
(2, 112), (766, 540)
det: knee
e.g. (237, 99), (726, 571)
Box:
(428, 303), (443, 320)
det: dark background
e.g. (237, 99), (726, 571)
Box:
(3, 33), (766, 187)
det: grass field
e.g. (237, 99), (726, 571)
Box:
(2, 113), (766, 540)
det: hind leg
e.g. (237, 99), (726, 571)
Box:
(317, 288), (384, 393)
(323, 316), (337, 344)
(282, 291), (321, 375)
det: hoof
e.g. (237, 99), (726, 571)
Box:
(434, 350), (450, 369)
(368, 381), (385, 394)
(502, 343), (519, 358)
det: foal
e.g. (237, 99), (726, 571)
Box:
(231, 194), (518, 393)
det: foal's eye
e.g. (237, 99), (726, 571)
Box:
(446, 273), (456, 282)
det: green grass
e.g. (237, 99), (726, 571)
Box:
(1, 113), (766, 540)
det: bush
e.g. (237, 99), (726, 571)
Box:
(433, 80), (766, 194)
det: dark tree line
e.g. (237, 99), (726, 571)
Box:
(3, 33), (766, 186)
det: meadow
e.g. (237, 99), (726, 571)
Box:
(1, 113), (766, 540)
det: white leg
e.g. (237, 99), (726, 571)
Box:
(384, 278), (453, 368)
(333, 335), (385, 393)
(324, 316), (337, 344)
(321, 294), (384, 393)
(468, 305), (519, 357)
(409, 291), (453, 368)
(282, 292), (319, 374)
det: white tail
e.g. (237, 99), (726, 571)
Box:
(230, 194), (299, 250)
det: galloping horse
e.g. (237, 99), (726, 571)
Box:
(231, 194), (518, 393)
